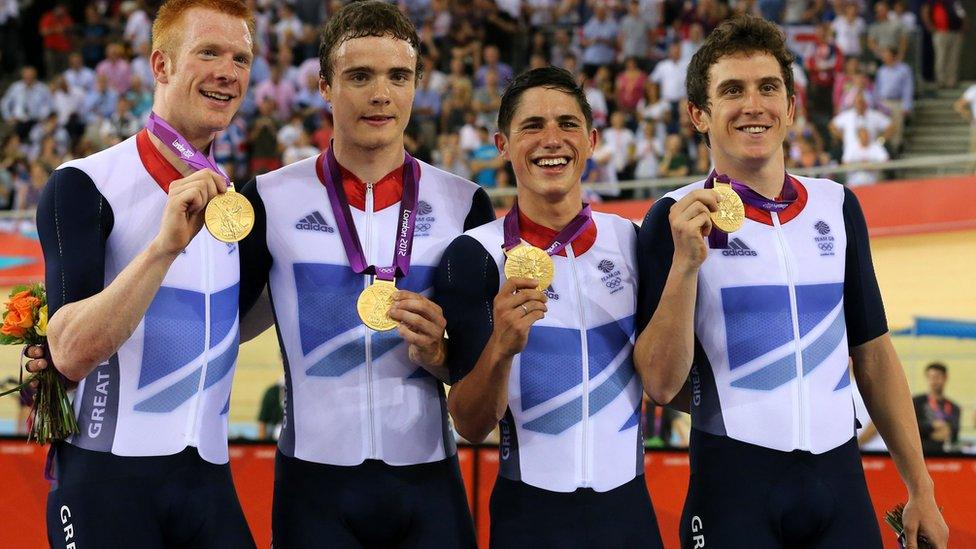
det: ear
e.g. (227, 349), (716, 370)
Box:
(493, 131), (509, 161)
(785, 93), (796, 127)
(319, 78), (332, 104)
(150, 49), (169, 84)
(588, 127), (599, 152)
(688, 101), (710, 135)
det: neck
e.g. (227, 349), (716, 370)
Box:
(930, 390), (943, 399)
(147, 131), (200, 178)
(714, 154), (786, 199)
(152, 105), (215, 152)
(332, 137), (405, 184)
(517, 186), (584, 231)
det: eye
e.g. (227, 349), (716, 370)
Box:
(761, 83), (778, 93)
(235, 55), (251, 66)
(350, 72), (369, 83)
(723, 86), (741, 96)
(200, 49), (217, 58)
(391, 71), (411, 83)
(560, 121), (580, 129)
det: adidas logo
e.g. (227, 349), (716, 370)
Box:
(721, 238), (758, 256)
(296, 211), (335, 233)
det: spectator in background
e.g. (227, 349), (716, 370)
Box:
(473, 69), (502, 132)
(634, 122), (661, 181)
(475, 44), (513, 89)
(130, 41), (155, 91)
(274, 3), (303, 51)
(867, 2), (908, 64)
(602, 110), (636, 181)
(806, 22), (845, 138)
(258, 379), (285, 440)
(96, 42), (133, 95)
(644, 398), (689, 448)
(249, 97), (282, 175)
(1, 66), (51, 141)
(549, 28), (580, 70)
(64, 53), (96, 93)
(637, 81), (669, 152)
(39, 3), (74, 77)
(955, 83), (976, 163)
(616, 57), (648, 115)
(875, 47), (914, 153)
(99, 95), (140, 145)
(410, 71), (441, 151)
(657, 133), (691, 177)
(82, 73), (119, 125)
(580, 2), (619, 75)
(214, 114), (247, 181)
(833, 57), (865, 115)
(275, 113), (305, 151)
(619, 0), (652, 65)
(433, 133), (472, 181)
(49, 75), (84, 129)
(832, 3), (867, 60)
(254, 64), (297, 121)
(830, 90), (893, 161)
(122, 0), (152, 53)
(922, 0), (966, 89)
(80, 4), (110, 68)
(295, 72), (329, 121)
(469, 125), (503, 189)
(650, 44), (688, 133)
(913, 362), (961, 454)
(842, 127), (889, 185)
(127, 74), (154, 120)
(582, 71), (609, 129)
(442, 78), (474, 134)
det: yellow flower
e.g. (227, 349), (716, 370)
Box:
(36, 305), (47, 337)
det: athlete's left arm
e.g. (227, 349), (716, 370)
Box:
(387, 188), (495, 380)
(238, 178), (275, 342)
(844, 188), (948, 549)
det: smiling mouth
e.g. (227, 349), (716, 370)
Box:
(532, 156), (571, 167)
(737, 125), (770, 134)
(363, 115), (395, 122)
(201, 90), (233, 102)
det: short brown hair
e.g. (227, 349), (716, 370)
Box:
(686, 15), (795, 114)
(318, 0), (423, 84)
(151, 0), (255, 58)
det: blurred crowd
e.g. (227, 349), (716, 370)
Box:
(0, 0), (969, 212)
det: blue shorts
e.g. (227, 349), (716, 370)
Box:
(489, 475), (664, 549)
(272, 450), (476, 548)
(680, 429), (882, 548)
(46, 442), (254, 548)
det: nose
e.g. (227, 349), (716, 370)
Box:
(370, 77), (392, 106)
(742, 87), (764, 114)
(214, 55), (238, 83)
(540, 123), (562, 149)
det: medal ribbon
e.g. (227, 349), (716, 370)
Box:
(145, 112), (229, 184)
(927, 395), (952, 421)
(321, 145), (420, 282)
(502, 200), (593, 255)
(704, 170), (798, 249)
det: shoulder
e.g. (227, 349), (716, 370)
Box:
(791, 173), (847, 205)
(255, 153), (319, 190)
(594, 211), (638, 242)
(58, 135), (139, 183)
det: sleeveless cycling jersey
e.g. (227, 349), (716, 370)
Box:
(240, 152), (493, 466)
(38, 130), (241, 465)
(637, 174), (887, 454)
(438, 211), (645, 493)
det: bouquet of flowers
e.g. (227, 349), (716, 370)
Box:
(0, 284), (78, 444)
(885, 503), (934, 549)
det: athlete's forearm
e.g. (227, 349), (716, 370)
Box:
(852, 335), (934, 496)
(634, 261), (699, 404)
(47, 240), (179, 382)
(447, 338), (513, 443)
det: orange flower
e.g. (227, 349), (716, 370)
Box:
(2, 290), (39, 339)
(1, 313), (27, 338)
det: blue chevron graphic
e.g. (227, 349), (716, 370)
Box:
(139, 287), (206, 389)
(302, 265), (437, 378)
(522, 358), (636, 435)
(730, 306), (847, 391)
(619, 404), (641, 432)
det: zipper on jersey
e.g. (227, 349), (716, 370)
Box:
(771, 213), (807, 450)
(568, 245), (591, 487)
(187, 239), (212, 446)
(364, 182), (377, 459)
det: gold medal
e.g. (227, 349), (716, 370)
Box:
(504, 243), (555, 291)
(710, 184), (744, 234)
(356, 279), (399, 331)
(205, 188), (255, 243)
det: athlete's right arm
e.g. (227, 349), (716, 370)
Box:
(41, 168), (226, 381)
(434, 235), (547, 443)
(633, 190), (717, 405)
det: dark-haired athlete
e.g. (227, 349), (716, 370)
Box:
(436, 66), (663, 549)
(238, 2), (490, 547)
(634, 15), (948, 549)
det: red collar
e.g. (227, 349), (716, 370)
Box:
(314, 152), (411, 212)
(742, 175), (808, 226)
(136, 129), (183, 193)
(517, 208), (597, 257)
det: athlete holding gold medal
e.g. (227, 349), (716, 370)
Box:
(436, 67), (664, 548)
(236, 2), (492, 546)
